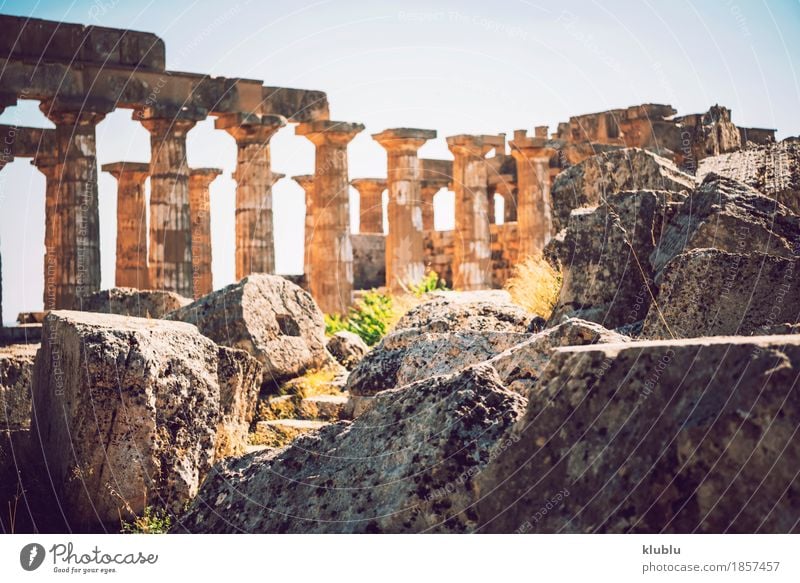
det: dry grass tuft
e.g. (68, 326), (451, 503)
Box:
(505, 255), (563, 319)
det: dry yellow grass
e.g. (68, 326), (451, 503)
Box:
(505, 255), (563, 318)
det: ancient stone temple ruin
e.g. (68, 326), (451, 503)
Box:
(0, 15), (779, 321)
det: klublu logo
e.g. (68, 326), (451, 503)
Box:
(20, 543), (46, 571)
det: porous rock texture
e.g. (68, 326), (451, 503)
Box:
(176, 366), (525, 533)
(30, 310), (259, 529)
(326, 331), (369, 370)
(345, 293), (533, 398)
(642, 249), (800, 339)
(550, 148), (695, 233)
(0, 343), (38, 429)
(650, 173), (800, 277)
(697, 139), (800, 214)
(166, 274), (329, 388)
(550, 190), (686, 328)
(82, 287), (190, 318)
(476, 335), (800, 533)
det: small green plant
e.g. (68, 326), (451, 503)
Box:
(120, 505), (172, 534)
(406, 271), (448, 297)
(324, 290), (394, 346)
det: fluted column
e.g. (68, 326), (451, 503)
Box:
(216, 113), (286, 281)
(139, 111), (202, 298)
(511, 129), (555, 258)
(373, 128), (436, 292)
(292, 175), (315, 286)
(41, 101), (107, 309)
(188, 168), (222, 298)
(419, 181), (442, 231)
(296, 120), (364, 314)
(101, 162), (150, 290)
(350, 178), (386, 234)
(30, 149), (58, 309)
(446, 134), (502, 290)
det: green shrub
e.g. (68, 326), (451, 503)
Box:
(407, 271), (448, 297)
(324, 290), (394, 346)
(120, 506), (172, 534)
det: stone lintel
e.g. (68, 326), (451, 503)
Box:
(136, 104), (208, 123)
(510, 130), (559, 159)
(262, 86), (330, 122)
(488, 173), (515, 187)
(0, 125), (55, 159)
(420, 159), (453, 181)
(295, 120), (364, 145)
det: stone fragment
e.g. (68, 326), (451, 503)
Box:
(31, 311), (225, 528)
(176, 366), (525, 533)
(0, 343), (37, 429)
(477, 335), (800, 533)
(642, 249), (800, 339)
(215, 347), (263, 458)
(651, 174), (800, 276)
(326, 331), (369, 370)
(550, 190), (686, 327)
(166, 274), (329, 388)
(82, 287), (190, 319)
(550, 148), (694, 233)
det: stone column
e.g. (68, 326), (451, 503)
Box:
(373, 128), (436, 292)
(139, 109), (204, 298)
(510, 129), (555, 258)
(296, 120), (364, 314)
(188, 168), (222, 298)
(350, 178), (386, 234)
(41, 101), (108, 309)
(420, 181), (443, 231)
(30, 150), (58, 309)
(101, 162), (150, 290)
(292, 175), (315, 286)
(446, 134), (502, 290)
(215, 113), (286, 281)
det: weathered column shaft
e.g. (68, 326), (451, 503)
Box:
(102, 163), (150, 289)
(373, 129), (435, 292)
(513, 153), (551, 257)
(351, 179), (386, 234)
(188, 169), (221, 298)
(31, 153), (59, 308)
(503, 191), (518, 222)
(141, 117), (197, 298)
(297, 121), (364, 314)
(447, 135), (499, 290)
(292, 175), (315, 285)
(216, 114), (285, 281)
(41, 104), (106, 309)
(420, 183), (440, 231)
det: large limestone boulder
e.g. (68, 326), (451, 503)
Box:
(642, 249), (800, 339)
(550, 148), (695, 233)
(30, 311), (260, 529)
(166, 274), (329, 388)
(477, 335), (800, 533)
(215, 347), (264, 458)
(345, 294), (533, 399)
(176, 366), (525, 533)
(82, 287), (190, 318)
(550, 190), (686, 328)
(697, 138), (800, 214)
(0, 343), (38, 429)
(651, 173), (800, 276)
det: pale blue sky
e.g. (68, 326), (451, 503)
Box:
(1, 0), (798, 323)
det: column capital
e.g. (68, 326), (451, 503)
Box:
(510, 129), (557, 161)
(292, 174), (315, 193)
(215, 112), (286, 144)
(189, 167), (223, 188)
(446, 134), (504, 158)
(295, 120), (364, 146)
(350, 177), (387, 194)
(102, 161), (150, 184)
(372, 128), (436, 152)
(488, 173), (516, 196)
(139, 116), (198, 139)
(269, 172), (285, 188)
(40, 99), (110, 127)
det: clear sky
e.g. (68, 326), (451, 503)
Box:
(0, 0), (798, 323)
